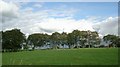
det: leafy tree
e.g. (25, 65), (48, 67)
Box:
(67, 32), (74, 48)
(2, 29), (25, 52)
(0, 31), (2, 52)
(115, 37), (120, 47)
(90, 31), (100, 47)
(60, 32), (68, 48)
(103, 34), (119, 47)
(27, 33), (50, 49)
(67, 30), (81, 48)
(50, 32), (61, 49)
(80, 31), (88, 47)
(67, 30), (100, 48)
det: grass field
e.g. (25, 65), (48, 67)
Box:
(2, 48), (118, 65)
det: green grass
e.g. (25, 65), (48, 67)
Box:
(0, 53), (2, 66)
(2, 48), (118, 65)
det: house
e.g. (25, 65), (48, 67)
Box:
(100, 39), (112, 48)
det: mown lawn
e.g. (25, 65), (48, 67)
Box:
(2, 48), (118, 65)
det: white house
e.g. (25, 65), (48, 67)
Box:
(100, 39), (112, 47)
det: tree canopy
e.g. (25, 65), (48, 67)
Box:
(103, 34), (120, 47)
(2, 28), (120, 52)
(2, 29), (25, 51)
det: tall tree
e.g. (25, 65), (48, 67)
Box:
(67, 30), (81, 48)
(67, 32), (74, 48)
(80, 31), (88, 48)
(0, 31), (2, 52)
(50, 32), (61, 49)
(2, 29), (25, 52)
(103, 34), (119, 47)
(60, 32), (68, 48)
(90, 31), (100, 47)
(27, 33), (50, 49)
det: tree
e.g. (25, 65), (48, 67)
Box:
(60, 32), (68, 48)
(80, 31), (88, 48)
(50, 32), (61, 49)
(115, 37), (120, 47)
(2, 29), (25, 52)
(90, 31), (100, 47)
(67, 33), (74, 48)
(103, 34), (119, 47)
(67, 30), (99, 48)
(0, 31), (2, 52)
(80, 31), (100, 48)
(72, 30), (81, 48)
(27, 33), (50, 49)
(67, 30), (81, 48)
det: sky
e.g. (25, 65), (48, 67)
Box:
(0, 0), (119, 38)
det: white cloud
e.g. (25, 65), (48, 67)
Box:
(21, 7), (33, 13)
(2, 10), (96, 36)
(33, 4), (42, 8)
(1, 1), (118, 38)
(93, 17), (118, 37)
(0, 0), (19, 23)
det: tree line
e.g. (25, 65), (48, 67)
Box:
(1, 28), (120, 52)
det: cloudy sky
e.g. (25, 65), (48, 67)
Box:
(0, 0), (118, 38)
